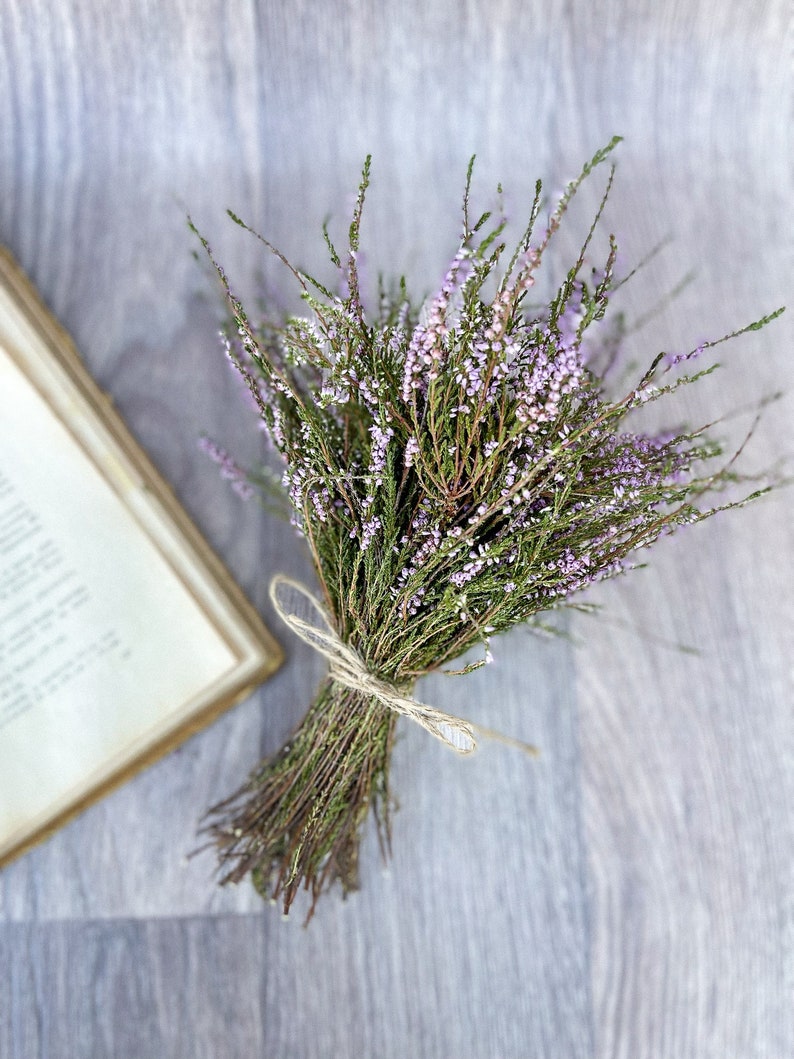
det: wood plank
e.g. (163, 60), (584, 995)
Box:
(0, 0), (790, 1056)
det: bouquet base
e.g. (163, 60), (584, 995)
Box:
(207, 679), (396, 918)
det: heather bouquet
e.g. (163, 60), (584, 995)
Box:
(196, 139), (781, 919)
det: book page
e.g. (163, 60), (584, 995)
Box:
(0, 343), (238, 850)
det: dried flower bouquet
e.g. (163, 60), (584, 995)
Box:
(195, 138), (782, 919)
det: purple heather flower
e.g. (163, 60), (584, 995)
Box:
(198, 435), (254, 500)
(401, 247), (473, 400)
(360, 514), (382, 552)
(367, 423), (394, 484)
(665, 343), (707, 368)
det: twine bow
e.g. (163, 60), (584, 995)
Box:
(269, 575), (539, 757)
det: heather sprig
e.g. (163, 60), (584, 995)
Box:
(196, 140), (782, 918)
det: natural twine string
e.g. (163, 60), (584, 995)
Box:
(269, 574), (539, 757)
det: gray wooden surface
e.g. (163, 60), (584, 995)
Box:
(1, 1), (791, 1056)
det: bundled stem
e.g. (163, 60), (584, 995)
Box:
(207, 679), (396, 918)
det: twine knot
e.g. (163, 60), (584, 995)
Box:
(269, 575), (539, 758)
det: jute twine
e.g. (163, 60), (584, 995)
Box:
(269, 574), (539, 757)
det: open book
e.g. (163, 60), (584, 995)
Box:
(0, 248), (282, 867)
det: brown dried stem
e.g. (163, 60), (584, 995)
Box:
(205, 678), (396, 920)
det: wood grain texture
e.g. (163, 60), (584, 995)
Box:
(0, 0), (791, 1056)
